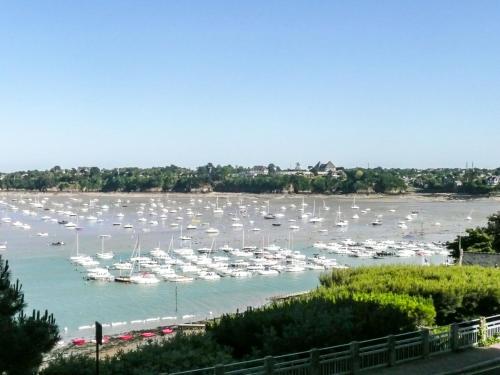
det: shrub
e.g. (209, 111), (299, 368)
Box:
(208, 291), (434, 358)
(320, 265), (500, 324)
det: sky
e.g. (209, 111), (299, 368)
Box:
(0, 1), (499, 171)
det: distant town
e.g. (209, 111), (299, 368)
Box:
(1, 162), (499, 195)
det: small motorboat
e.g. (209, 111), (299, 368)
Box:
(51, 241), (65, 246)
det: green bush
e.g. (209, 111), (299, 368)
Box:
(208, 291), (434, 358)
(320, 265), (500, 324)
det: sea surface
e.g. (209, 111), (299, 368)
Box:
(0, 192), (498, 341)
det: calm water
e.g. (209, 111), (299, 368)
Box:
(0, 192), (498, 340)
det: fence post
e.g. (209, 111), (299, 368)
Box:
(479, 316), (487, 347)
(214, 364), (225, 375)
(422, 329), (430, 358)
(451, 323), (460, 352)
(310, 348), (320, 375)
(264, 356), (274, 375)
(388, 335), (396, 366)
(351, 341), (360, 375)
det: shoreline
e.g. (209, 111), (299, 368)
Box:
(45, 322), (205, 363)
(45, 291), (310, 362)
(1, 190), (498, 202)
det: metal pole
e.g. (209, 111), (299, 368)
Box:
(96, 341), (99, 375)
(175, 285), (178, 313)
(95, 321), (102, 375)
(458, 235), (463, 266)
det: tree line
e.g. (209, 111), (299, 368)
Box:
(0, 164), (498, 195)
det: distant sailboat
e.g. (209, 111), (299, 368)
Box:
(336, 206), (348, 227)
(213, 197), (224, 215)
(309, 201), (324, 223)
(96, 234), (113, 260)
(466, 210), (473, 221)
(322, 200), (330, 211)
(351, 197), (359, 210)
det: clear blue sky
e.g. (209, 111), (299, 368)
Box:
(1, 1), (499, 171)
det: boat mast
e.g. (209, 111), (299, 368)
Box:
(76, 230), (79, 257)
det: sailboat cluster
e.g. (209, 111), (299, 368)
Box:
(71, 231), (346, 284)
(313, 239), (449, 258)
(1, 193), (464, 283)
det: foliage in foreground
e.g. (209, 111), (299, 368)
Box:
(320, 265), (500, 325)
(43, 289), (433, 374)
(44, 264), (500, 374)
(209, 291), (434, 359)
(0, 255), (59, 375)
(41, 333), (232, 375)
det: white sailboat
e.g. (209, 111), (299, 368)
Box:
(179, 225), (192, 241)
(309, 201), (324, 223)
(335, 206), (349, 227)
(129, 237), (160, 284)
(96, 234), (114, 259)
(213, 197), (224, 215)
(466, 210), (473, 221)
(69, 230), (86, 262)
(351, 197), (359, 210)
(285, 232), (306, 272)
(322, 200), (330, 211)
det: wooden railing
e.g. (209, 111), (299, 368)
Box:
(168, 314), (500, 375)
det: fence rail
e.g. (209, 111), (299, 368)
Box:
(168, 314), (500, 375)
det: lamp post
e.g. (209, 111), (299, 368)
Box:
(95, 321), (102, 375)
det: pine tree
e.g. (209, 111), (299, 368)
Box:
(0, 255), (59, 374)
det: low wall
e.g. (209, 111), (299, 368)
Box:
(463, 252), (500, 267)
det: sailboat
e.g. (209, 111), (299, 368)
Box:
(298, 197), (309, 219)
(263, 200), (276, 219)
(466, 210), (473, 221)
(69, 230), (87, 262)
(322, 200), (330, 211)
(351, 197), (359, 210)
(179, 225), (192, 241)
(96, 234), (114, 259)
(119, 236), (160, 284)
(284, 232), (306, 272)
(213, 197), (224, 215)
(309, 201), (324, 223)
(241, 229), (257, 251)
(335, 206), (349, 227)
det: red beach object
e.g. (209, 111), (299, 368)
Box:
(72, 338), (86, 346)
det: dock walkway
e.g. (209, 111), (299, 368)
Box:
(364, 344), (500, 375)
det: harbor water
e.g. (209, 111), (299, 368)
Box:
(0, 192), (498, 341)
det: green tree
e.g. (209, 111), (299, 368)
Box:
(487, 213), (500, 252)
(0, 256), (59, 374)
(448, 212), (500, 257)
